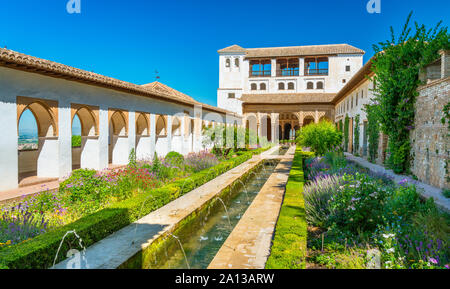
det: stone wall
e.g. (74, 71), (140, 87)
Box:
(411, 77), (449, 189)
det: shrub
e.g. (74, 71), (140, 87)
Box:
(296, 121), (343, 156)
(59, 169), (108, 204)
(184, 151), (219, 172)
(328, 173), (389, 235)
(303, 175), (346, 228)
(165, 151), (184, 167)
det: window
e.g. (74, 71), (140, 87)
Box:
(305, 57), (328, 75)
(287, 82), (295, 90)
(278, 82), (285, 90)
(356, 93), (359, 106)
(342, 79), (347, 84)
(306, 82), (314, 89)
(260, 83), (267, 90)
(225, 58), (231, 67)
(346, 65), (351, 72)
(235, 58), (240, 67)
(316, 81), (324, 89)
(228, 93), (235, 99)
(250, 59), (271, 77)
(251, 83), (257, 91)
(277, 58), (299, 76)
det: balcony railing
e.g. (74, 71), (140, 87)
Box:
(305, 68), (328, 76)
(276, 69), (299, 77)
(249, 70), (271, 77)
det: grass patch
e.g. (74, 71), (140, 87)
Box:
(265, 147), (308, 269)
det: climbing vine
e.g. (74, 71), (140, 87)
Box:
(338, 119), (343, 132)
(365, 104), (380, 163)
(344, 115), (349, 152)
(354, 114), (360, 156)
(370, 12), (449, 173)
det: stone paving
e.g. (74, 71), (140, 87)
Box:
(208, 146), (295, 269)
(54, 146), (281, 269)
(345, 153), (450, 213)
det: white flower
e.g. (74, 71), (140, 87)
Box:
(382, 233), (395, 239)
(387, 248), (395, 253)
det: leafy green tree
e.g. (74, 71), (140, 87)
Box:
(296, 121), (343, 156)
(370, 12), (449, 173)
(365, 104), (380, 163)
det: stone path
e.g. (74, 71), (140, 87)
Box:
(54, 146), (281, 269)
(345, 153), (450, 213)
(208, 146), (295, 269)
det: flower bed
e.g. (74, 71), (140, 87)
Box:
(0, 147), (269, 269)
(303, 151), (450, 269)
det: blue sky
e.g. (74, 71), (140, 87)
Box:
(3, 0), (448, 133)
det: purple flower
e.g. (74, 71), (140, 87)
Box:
(428, 257), (438, 264)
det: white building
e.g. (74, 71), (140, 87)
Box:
(0, 48), (241, 192)
(217, 43), (365, 140)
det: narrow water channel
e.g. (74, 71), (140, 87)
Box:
(270, 145), (290, 156)
(147, 160), (280, 269)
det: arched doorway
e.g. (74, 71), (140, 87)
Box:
(17, 100), (59, 183)
(303, 116), (314, 127)
(109, 110), (128, 165)
(171, 116), (182, 154)
(135, 112), (151, 160)
(283, 123), (291, 140)
(155, 115), (167, 157)
(72, 105), (99, 170)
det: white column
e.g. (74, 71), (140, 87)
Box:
(0, 96), (19, 191)
(299, 57), (305, 76)
(58, 100), (72, 179)
(271, 58), (277, 77)
(150, 113), (156, 158)
(167, 115), (172, 153)
(98, 106), (109, 170)
(128, 111), (136, 155)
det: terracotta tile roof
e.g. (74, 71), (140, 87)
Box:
(218, 44), (365, 58)
(332, 56), (375, 104)
(141, 81), (199, 104)
(0, 48), (238, 116)
(241, 93), (336, 104)
(217, 44), (246, 53)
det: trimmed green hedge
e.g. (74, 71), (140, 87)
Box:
(0, 147), (269, 269)
(265, 147), (308, 269)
